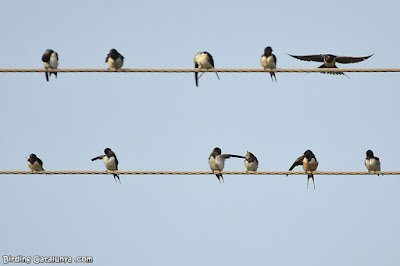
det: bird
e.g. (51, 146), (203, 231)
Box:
(42, 49), (59, 82)
(288, 53), (373, 77)
(365, 150), (381, 175)
(287, 150), (318, 189)
(260, 46), (277, 81)
(106, 49), (124, 70)
(208, 147), (245, 183)
(27, 154), (45, 171)
(244, 151), (259, 171)
(92, 148), (120, 183)
(194, 52), (220, 87)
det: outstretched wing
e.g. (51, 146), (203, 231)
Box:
(288, 155), (305, 171)
(288, 54), (324, 62)
(91, 155), (104, 161)
(221, 154), (246, 159)
(335, 54), (373, 64)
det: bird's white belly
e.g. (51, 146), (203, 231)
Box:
(103, 156), (118, 170)
(303, 158), (318, 171)
(107, 58), (123, 69)
(209, 156), (225, 171)
(49, 56), (58, 69)
(28, 161), (44, 171)
(195, 54), (213, 69)
(260, 55), (276, 69)
(365, 158), (380, 171)
(245, 160), (258, 171)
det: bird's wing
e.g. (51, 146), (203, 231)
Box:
(335, 54), (373, 64)
(91, 155), (104, 161)
(42, 52), (51, 62)
(288, 155), (305, 171)
(37, 158), (43, 167)
(55, 52), (59, 61)
(273, 54), (277, 64)
(105, 54), (110, 63)
(204, 52), (215, 67)
(221, 154), (246, 159)
(288, 54), (324, 62)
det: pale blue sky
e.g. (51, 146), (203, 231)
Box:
(1, 0), (400, 265)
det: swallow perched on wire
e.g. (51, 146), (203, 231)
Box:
(260, 46), (277, 82)
(244, 151), (259, 171)
(208, 147), (245, 183)
(27, 154), (45, 171)
(42, 49), (59, 82)
(288, 53), (373, 77)
(92, 148), (120, 183)
(365, 150), (381, 176)
(106, 49), (124, 70)
(287, 150), (318, 189)
(194, 52), (220, 87)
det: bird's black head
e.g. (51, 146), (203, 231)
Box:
(104, 148), (112, 155)
(304, 150), (314, 159)
(366, 150), (374, 158)
(212, 147), (222, 156)
(264, 46), (273, 55)
(28, 154), (37, 162)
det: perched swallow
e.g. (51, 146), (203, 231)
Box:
(27, 154), (45, 171)
(42, 49), (59, 82)
(288, 53), (373, 77)
(365, 150), (381, 175)
(288, 150), (318, 189)
(92, 148), (120, 183)
(194, 52), (220, 87)
(245, 151), (259, 171)
(260, 46), (277, 82)
(106, 49), (124, 70)
(208, 147), (245, 183)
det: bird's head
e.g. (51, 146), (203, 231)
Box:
(212, 147), (222, 156)
(104, 148), (112, 155)
(304, 150), (314, 159)
(264, 46), (273, 55)
(366, 150), (374, 158)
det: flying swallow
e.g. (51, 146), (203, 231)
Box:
(42, 49), (59, 82)
(106, 49), (124, 70)
(27, 154), (45, 171)
(260, 46), (277, 82)
(92, 148), (120, 183)
(245, 151), (259, 171)
(208, 147), (245, 183)
(194, 52), (220, 87)
(287, 150), (318, 189)
(288, 53), (373, 77)
(365, 150), (381, 175)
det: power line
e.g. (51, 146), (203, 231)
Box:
(0, 170), (392, 175)
(0, 68), (398, 73)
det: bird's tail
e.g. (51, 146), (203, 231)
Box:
(215, 173), (224, 184)
(45, 71), (49, 82)
(215, 72), (220, 80)
(113, 173), (121, 184)
(195, 72), (199, 87)
(307, 173), (315, 189)
(269, 72), (277, 82)
(318, 64), (349, 78)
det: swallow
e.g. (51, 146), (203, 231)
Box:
(208, 147), (245, 183)
(365, 150), (381, 175)
(106, 49), (124, 70)
(244, 151), (259, 171)
(194, 52), (220, 87)
(260, 46), (277, 82)
(27, 154), (45, 171)
(287, 150), (318, 189)
(288, 53), (373, 77)
(42, 49), (59, 82)
(92, 148), (120, 183)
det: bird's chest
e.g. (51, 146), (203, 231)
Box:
(28, 161), (43, 171)
(103, 156), (117, 170)
(366, 158), (380, 170)
(196, 55), (212, 68)
(324, 60), (336, 67)
(49, 55), (58, 68)
(209, 156), (225, 171)
(245, 160), (258, 171)
(303, 158), (318, 171)
(261, 55), (276, 68)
